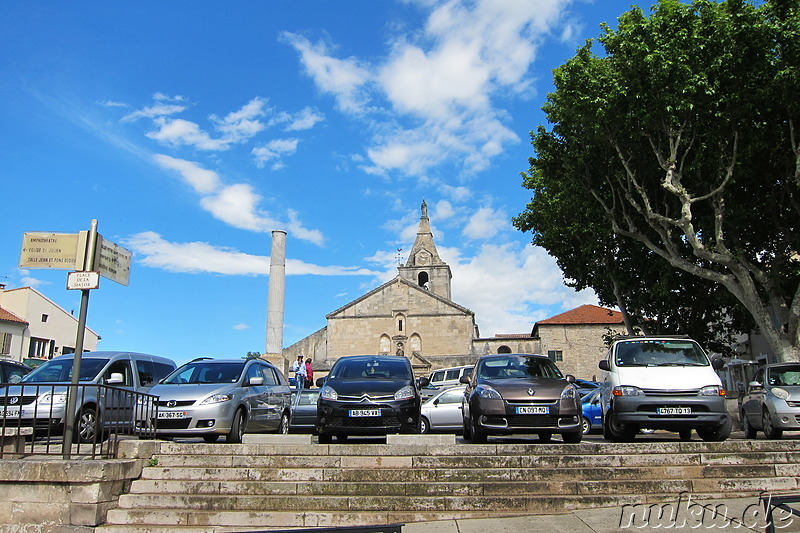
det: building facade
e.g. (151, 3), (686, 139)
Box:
(0, 286), (100, 365)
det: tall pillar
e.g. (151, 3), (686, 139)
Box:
(265, 230), (287, 374)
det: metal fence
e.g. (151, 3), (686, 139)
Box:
(0, 382), (159, 459)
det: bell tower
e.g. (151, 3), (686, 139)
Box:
(398, 200), (452, 300)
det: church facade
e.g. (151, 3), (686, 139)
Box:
(283, 202), (490, 373)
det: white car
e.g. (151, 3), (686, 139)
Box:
(420, 385), (465, 433)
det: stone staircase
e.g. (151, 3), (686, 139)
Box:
(97, 436), (800, 532)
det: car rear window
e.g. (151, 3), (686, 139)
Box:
(615, 340), (708, 367)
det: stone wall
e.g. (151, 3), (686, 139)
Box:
(537, 323), (624, 380)
(0, 455), (147, 532)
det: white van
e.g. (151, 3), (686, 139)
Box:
(428, 365), (474, 390)
(598, 336), (731, 442)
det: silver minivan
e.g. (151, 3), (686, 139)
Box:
(1, 351), (176, 442)
(142, 357), (292, 443)
(428, 365), (474, 390)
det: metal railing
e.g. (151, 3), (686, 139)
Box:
(0, 382), (159, 459)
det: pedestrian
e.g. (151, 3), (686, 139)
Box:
(292, 354), (307, 390)
(304, 357), (314, 389)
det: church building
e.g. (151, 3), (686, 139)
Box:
(283, 202), (501, 374)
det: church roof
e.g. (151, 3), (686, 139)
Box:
(536, 304), (624, 326)
(326, 275), (474, 319)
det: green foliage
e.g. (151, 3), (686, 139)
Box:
(516, 0), (800, 359)
(245, 352), (262, 359)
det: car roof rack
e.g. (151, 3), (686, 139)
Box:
(190, 357), (213, 362)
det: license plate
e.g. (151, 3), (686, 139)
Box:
(0, 408), (20, 417)
(516, 406), (549, 415)
(349, 409), (380, 417)
(656, 407), (691, 415)
(157, 411), (186, 419)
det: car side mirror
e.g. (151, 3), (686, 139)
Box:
(565, 374), (576, 383)
(711, 357), (724, 370)
(248, 376), (264, 386)
(106, 372), (124, 385)
(598, 360), (610, 371)
(315, 377), (325, 388)
(459, 375), (470, 384)
(748, 380), (763, 391)
(418, 377), (430, 388)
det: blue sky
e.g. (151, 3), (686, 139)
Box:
(1, 0), (652, 366)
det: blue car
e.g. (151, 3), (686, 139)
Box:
(581, 389), (603, 434)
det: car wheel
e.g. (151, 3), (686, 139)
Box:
(741, 410), (757, 439)
(469, 415), (487, 444)
(318, 433), (332, 444)
(581, 417), (591, 435)
(762, 409), (783, 440)
(603, 410), (636, 442)
(462, 417), (471, 440)
(562, 431), (582, 444)
(226, 408), (247, 443)
(679, 428), (692, 441)
(203, 434), (220, 443)
(697, 417), (732, 442)
(420, 416), (430, 434)
(74, 406), (100, 443)
(278, 412), (290, 435)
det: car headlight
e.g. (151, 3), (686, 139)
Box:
(699, 385), (725, 397)
(394, 385), (415, 401)
(319, 385), (338, 401)
(40, 392), (68, 404)
(475, 384), (502, 399)
(772, 387), (790, 400)
(200, 394), (232, 405)
(612, 386), (644, 397)
(560, 385), (577, 400)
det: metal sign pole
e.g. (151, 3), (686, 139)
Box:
(62, 219), (98, 458)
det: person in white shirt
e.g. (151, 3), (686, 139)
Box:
(291, 354), (307, 390)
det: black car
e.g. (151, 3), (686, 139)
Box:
(315, 355), (427, 443)
(0, 360), (31, 383)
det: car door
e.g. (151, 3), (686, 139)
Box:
(741, 367), (765, 429)
(260, 365), (286, 430)
(243, 362), (270, 431)
(100, 357), (136, 430)
(428, 387), (464, 429)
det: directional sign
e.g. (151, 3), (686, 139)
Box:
(19, 232), (83, 269)
(94, 236), (132, 286)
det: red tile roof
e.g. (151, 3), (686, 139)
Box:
(0, 306), (27, 325)
(537, 304), (624, 325)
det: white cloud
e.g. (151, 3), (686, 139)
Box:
(251, 138), (299, 168)
(122, 103), (187, 123)
(210, 97), (267, 143)
(146, 117), (229, 150)
(153, 154), (220, 194)
(463, 206), (506, 240)
(280, 32), (371, 114)
(233, 324), (250, 331)
(286, 107), (325, 131)
(122, 232), (376, 276)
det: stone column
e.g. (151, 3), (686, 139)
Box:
(265, 230), (287, 374)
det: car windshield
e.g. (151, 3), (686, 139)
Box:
(329, 358), (412, 380)
(768, 366), (800, 386)
(22, 358), (110, 382)
(615, 340), (708, 367)
(163, 361), (245, 384)
(477, 356), (563, 380)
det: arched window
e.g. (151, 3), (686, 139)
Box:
(417, 271), (430, 290)
(497, 345), (512, 354)
(410, 334), (421, 354)
(379, 335), (391, 354)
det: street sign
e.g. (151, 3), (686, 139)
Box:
(19, 232), (83, 269)
(67, 271), (100, 290)
(94, 236), (131, 286)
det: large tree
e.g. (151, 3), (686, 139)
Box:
(515, 0), (800, 361)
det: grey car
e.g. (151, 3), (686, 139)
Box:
(741, 363), (800, 439)
(420, 385), (465, 433)
(142, 358), (291, 443)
